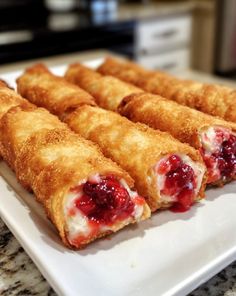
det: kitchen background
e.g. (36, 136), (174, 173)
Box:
(0, 0), (235, 79)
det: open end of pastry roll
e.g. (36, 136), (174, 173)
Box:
(65, 106), (207, 213)
(0, 103), (150, 248)
(155, 154), (205, 212)
(118, 93), (235, 186)
(199, 126), (236, 185)
(64, 174), (147, 247)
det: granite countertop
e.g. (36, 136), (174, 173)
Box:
(0, 50), (236, 295)
(0, 216), (236, 296)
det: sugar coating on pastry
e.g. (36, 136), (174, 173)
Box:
(64, 174), (146, 247)
(199, 126), (236, 184)
(155, 154), (206, 212)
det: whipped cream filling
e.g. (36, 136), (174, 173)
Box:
(64, 175), (145, 243)
(155, 154), (205, 203)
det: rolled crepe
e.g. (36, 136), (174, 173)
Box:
(0, 84), (150, 248)
(66, 105), (207, 212)
(17, 63), (96, 118)
(64, 63), (143, 112)
(119, 93), (236, 186)
(98, 57), (236, 123)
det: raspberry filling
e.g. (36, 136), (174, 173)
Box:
(76, 176), (135, 224)
(200, 127), (236, 184)
(65, 175), (143, 246)
(157, 155), (198, 212)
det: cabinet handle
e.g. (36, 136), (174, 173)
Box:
(152, 29), (177, 39)
(154, 62), (177, 70)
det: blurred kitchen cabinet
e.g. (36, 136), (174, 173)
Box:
(191, 1), (215, 73)
(137, 48), (190, 72)
(135, 14), (192, 72)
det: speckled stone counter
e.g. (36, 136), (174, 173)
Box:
(0, 219), (55, 296)
(0, 217), (236, 296)
(191, 262), (236, 296)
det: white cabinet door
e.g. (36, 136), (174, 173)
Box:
(137, 49), (190, 72)
(136, 14), (192, 55)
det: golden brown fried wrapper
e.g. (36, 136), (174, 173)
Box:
(0, 106), (68, 171)
(0, 79), (33, 120)
(17, 63), (96, 118)
(119, 93), (236, 150)
(65, 63), (142, 111)
(98, 57), (236, 123)
(0, 80), (34, 159)
(0, 90), (149, 248)
(66, 105), (207, 211)
(16, 128), (148, 248)
(119, 93), (236, 186)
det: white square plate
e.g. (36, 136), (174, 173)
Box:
(0, 59), (236, 296)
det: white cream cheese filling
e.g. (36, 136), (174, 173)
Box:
(64, 175), (145, 243)
(200, 126), (231, 154)
(155, 154), (205, 203)
(199, 126), (235, 182)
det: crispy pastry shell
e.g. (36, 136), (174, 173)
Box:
(119, 93), (236, 149)
(0, 106), (68, 171)
(17, 63), (96, 119)
(16, 128), (144, 248)
(66, 105), (207, 211)
(98, 57), (236, 123)
(119, 93), (236, 186)
(0, 80), (33, 120)
(65, 63), (142, 111)
(0, 84), (149, 248)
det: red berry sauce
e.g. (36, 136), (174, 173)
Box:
(201, 132), (236, 184)
(74, 176), (135, 225)
(157, 155), (197, 212)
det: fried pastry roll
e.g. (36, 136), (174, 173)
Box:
(98, 57), (236, 123)
(17, 63), (96, 118)
(15, 128), (150, 248)
(64, 63), (143, 111)
(119, 93), (236, 186)
(15, 68), (206, 212)
(0, 81), (41, 163)
(0, 80), (32, 120)
(63, 63), (235, 186)
(66, 105), (207, 212)
(0, 86), (149, 249)
(0, 105), (67, 171)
